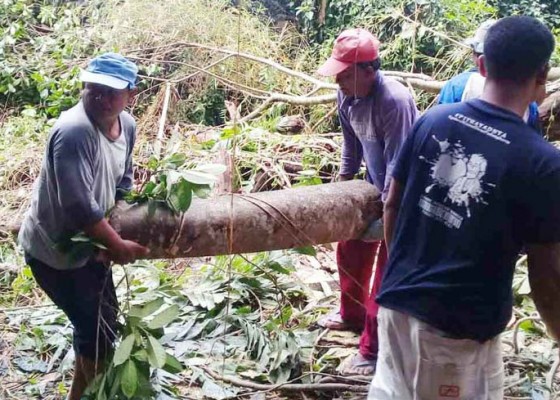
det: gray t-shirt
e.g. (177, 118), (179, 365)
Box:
(19, 101), (136, 270)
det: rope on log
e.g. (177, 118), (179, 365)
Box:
(109, 180), (381, 258)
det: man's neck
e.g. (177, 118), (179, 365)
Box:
(95, 117), (119, 135)
(480, 80), (533, 119)
(83, 103), (119, 136)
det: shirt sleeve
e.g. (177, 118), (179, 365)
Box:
(527, 102), (542, 135)
(438, 74), (467, 105)
(381, 99), (418, 199)
(339, 96), (363, 177)
(116, 119), (136, 200)
(51, 126), (104, 230)
(523, 156), (560, 243)
(391, 115), (427, 185)
(438, 80), (457, 105)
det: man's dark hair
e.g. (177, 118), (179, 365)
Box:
(484, 16), (554, 82)
(357, 58), (381, 72)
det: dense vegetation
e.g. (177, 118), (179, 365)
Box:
(1, 0), (559, 398)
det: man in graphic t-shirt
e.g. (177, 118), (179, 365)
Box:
(370, 17), (560, 399)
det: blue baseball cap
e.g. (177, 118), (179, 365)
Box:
(79, 52), (138, 90)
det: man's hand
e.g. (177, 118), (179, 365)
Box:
(527, 242), (560, 341)
(384, 179), (404, 251)
(338, 174), (354, 182)
(360, 218), (384, 242)
(108, 239), (150, 265)
(85, 219), (149, 265)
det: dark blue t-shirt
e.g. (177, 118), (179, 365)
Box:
(438, 69), (542, 135)
(377, 99), (560, 342)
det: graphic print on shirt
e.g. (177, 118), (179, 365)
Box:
(419, 135), (495, 228)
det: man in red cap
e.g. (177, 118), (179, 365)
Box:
(317, 28), (418, 375)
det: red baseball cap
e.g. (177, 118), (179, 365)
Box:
(317, 29), (381, 76)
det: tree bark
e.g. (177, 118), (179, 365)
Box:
(109, 180), (381, 258)
(540, 91), (560, 139)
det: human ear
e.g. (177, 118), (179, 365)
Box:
(536, 63), (550, 86)
(477, 55), (487, 78)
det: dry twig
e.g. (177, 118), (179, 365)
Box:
(201, 366), (368, 393)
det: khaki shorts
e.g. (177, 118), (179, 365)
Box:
(369, 307), (503, 400)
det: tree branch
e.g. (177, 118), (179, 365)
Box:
(201, 366), (368, 393)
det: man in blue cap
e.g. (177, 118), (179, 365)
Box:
(439, 19), (542, 134)
(19, 53), (149, 399)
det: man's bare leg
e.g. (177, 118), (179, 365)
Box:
(67, 355), (103, 400)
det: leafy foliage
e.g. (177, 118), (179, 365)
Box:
(0, 0), (97, 117)
(125, 153), (226, 215)
(291, 0), (495, 81)
(78, 250), (314, 398)
(488, 0), (560, 27)
(3, 0), (560, 398)
(83, 296), (183, 400)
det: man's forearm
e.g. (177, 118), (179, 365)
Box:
(383, 178), (403, 251)
(83, 218), (124, 252)
(528, 243), (560, 340)
(384, 207), (398, 251)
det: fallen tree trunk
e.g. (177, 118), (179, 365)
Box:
(540, 91), (560, 139)
(109, 180), (380, 258)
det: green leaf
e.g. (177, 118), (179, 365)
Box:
(147, 304), (180, 329)
(163, 353), (184, 373)
(151, 181), (166, 197)
(129, 298), (164, 319)
(202, 379), (238, 399)
(293, 246), (317, 256)
(192, 183), (212, 198)
(519, 319), (537, 333)
(166, 170), (184, 185)
(132, 349), (149, 363)
(201, 139), (217, 150)
(182, 170), (219, 185)
(168, 179), (193, 213)
(109, 370), (121, 399)
(147, 156), (159, 171)
(235, 306), (252, 315)
(96, 373), (108, 400)
(21, 108), (37, 117)
(146, 334), (167, 368)
(298, 169), (317, 177)
(113, 334), (135, 366)
(143, 181), (157, 195)
(221, 125), (241, 139)
(121, 360), (138, 399)
(70, 235), (91, 243)
(134, 368), (154, 398)
(69, 233), (108, 250)
(266, 261), (292, 275)
(147, 198), (157, 219)
(165, 153), (187, 168)
(195, 163), (227, 175)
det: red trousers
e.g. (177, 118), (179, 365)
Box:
(336, 239), (388, 360)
